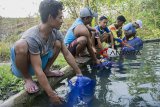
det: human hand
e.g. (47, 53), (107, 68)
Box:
(49, 92), (64, 105)
(95, 29), (99, 33)
(94, 59), (101, 64)
(111, 45), (114, 49)
(103, 31), (107, 35)
(92, 47), (97, 54)
(103, 51), (107, 56)
(123, 42), (133, 48)
(76, 73), (83, 77)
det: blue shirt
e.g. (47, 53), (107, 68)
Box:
(64, 18), (84, 45)
(95, 25), (110, 35)
(95, 25), (123, 43)
(122, 23), (136, 33)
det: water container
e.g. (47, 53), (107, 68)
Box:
(66, 76), (96, 107)
(122, 37), (143, 52)
(93, 58), (112, 69)
(107, 48), (118, 57)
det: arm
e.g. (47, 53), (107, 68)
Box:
(121, 42), (133, 48)
(106, 27), (115, 49)
(61, 42), (82, 75)
(114, 37), (132, 48)
(110, 27), (123, 44)
(93, 31), (103, 51)
(96, 38), (103, 50)
(86, 25), (97, 32)
(109, 33), (115, 49)
(74, 25), (100, 64)
(110, 28), (131, 48)
(111, 30), (118, 39)
(109, 26), (118, 39)
(30, 54), (62, 104)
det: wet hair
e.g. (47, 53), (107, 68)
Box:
(117, 15), (126, 22)
(99, 16), (108, 21)
(39, 0), (63, 23)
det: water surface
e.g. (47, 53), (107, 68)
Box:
(31, 42), (160, 107)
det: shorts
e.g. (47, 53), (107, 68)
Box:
(67, 39), (78, 56)
(10, 47), (54, 78)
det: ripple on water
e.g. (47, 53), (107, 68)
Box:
(31, 42), (160, 107)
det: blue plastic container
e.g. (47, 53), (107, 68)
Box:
(122, 37), (143, 52)
(93, 58), (112, 69)
(66, 76), (96, 107)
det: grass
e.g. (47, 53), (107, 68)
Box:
(0, 34), (21, 62)
(54, 53), (68, 68)
(0, 53), (68, 101)
(0, 65), (23, 100)
(0, 17), (160, 101)
(0, 42), (11, 61)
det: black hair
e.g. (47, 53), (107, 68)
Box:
(99, 16), (108, 21)
(117, 15), (126, 22)
(39, 0), (63, 23)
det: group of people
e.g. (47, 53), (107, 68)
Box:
(10, 0), (142, 105)
(64, 7), (142, 60)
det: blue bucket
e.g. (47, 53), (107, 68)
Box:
(122, 37), (143, 52)
(66, 76), (96, 106)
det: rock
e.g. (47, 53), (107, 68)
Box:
(0, 57), (91, 107)
(0, 100), (3, 104)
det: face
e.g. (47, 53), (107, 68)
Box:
(49, 10), (63, 30)
(134, 22), (140, 29)
(84, 16), (93, 25)
(88, 16), (93, 24)
(117, 20), (124, 27)
(133, 22), (139, 29)
(124, 30), (134, 39)
(99, 19), (108, 28)
(124, 30), (130, 37)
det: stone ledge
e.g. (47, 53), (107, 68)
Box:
(143, 38), (160, 43)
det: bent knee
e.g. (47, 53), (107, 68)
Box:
(54, 40), (62, 49)
(103, 34), (108, 38)
(14, 40), (28, 54)
(77, 36), (87, 45)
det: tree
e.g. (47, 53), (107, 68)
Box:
(61, 0), (160, 38)
(61, 0), (83, 19)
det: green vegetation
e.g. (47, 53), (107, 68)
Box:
(0, 23), (68, 100)
(61, 0), (160, 39)
(0, 0), (160, 101)
(0, 65), (23, 100)
(0, 53), (68, 100)
(54, 53), (68, 68)
(0, 34), (21, 61)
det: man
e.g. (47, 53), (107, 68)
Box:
(92, 16), (114, 51)
(10, 0), (82, 105)
(109, 15), (132, 48)
(109, 15), (126, 43)
(64, 7), (100, 64)
(123, 20), (142, 41)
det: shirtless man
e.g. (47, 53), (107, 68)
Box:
(64, 7), (100, 64)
